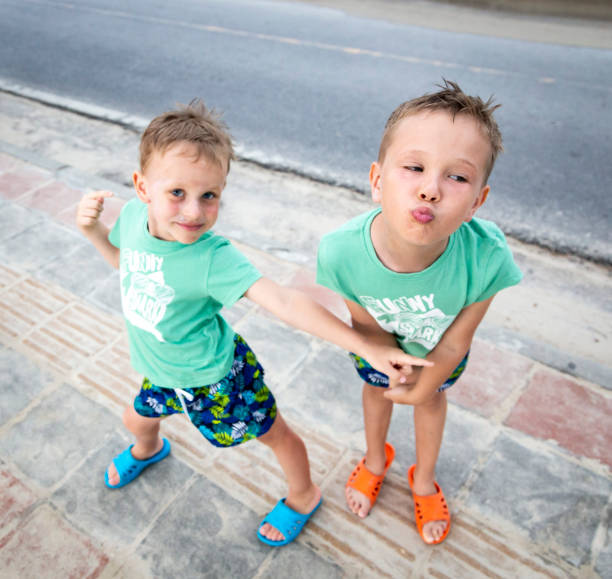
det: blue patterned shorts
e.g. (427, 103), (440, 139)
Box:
(133, 335), (276, 447)
(349, 351), (469, 393)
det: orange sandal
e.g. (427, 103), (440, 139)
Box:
(407, 464), (450, 545)
(346, 442), (395, 512)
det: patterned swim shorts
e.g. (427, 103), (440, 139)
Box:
(349, 351), (469, 393)
(133, 335), (276, 447)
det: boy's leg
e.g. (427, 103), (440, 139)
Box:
(412, 390), (448, 544)
(106, 405), (164, 486)
(257, 412), (321, 542)
(346, 382), (394, 518)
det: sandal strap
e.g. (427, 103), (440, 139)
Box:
(346, 442), (395, 506)
(413, 483), (449, 526)
(408, 464), (451, 544)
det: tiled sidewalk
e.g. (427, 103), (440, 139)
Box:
(1, 149), (611, 578)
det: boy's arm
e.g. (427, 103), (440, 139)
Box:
(243, 277), (432, 382)
(384, 296), (494, 406)
(76, 190), (120, 269)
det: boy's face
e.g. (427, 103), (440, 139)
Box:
(370, 110), (491, 252)
(133, 142), (227, 244)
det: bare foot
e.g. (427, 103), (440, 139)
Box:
(345, 454), (387, 518)
(411, 474), (449, 544)
(259, 485), (322, 543)
(105, 438), (164, 487)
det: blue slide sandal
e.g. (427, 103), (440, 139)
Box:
(104, 438), (171, 489)
(257, 496), (323, 546)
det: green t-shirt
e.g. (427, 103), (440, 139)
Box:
(317, 208), (522, 358)
(109, 199), (262, 387)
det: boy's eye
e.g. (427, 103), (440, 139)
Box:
(405, 166), (423, 173)
(170, 189), (184, 198)
(449, 175), (468, 183)
(202, 192), (216, 200)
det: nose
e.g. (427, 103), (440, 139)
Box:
(418, 181), (440, 203)
(182, 198), (202, 221)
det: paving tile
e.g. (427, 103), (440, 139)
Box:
(0, 505), (108, 578)
(51, 432), (193, 546)
(87, 269), (123, 314)
(0, 384), (119, 488)
(134, 476), (269, 578)
(0, 218), (85, 273)
(232, 311), (314, 391)
(388, 404), (500, 498)
(286, 267), (350, 323)
(505, 370), (612, 467)
(0, 152), (20, 172)
(266, 543), (344, 579)
(16, 180), (83, 217)
(232, 239), (299, 284)
(0, 345), (55, 425)
(447, 338), (534, 418)
(595, 518), (612, 579)
(0, 199), (45, 242)
(221, 299), (253, 327)
(0, 469), (38, 543)
(466, 432), (611, 568)
(281, 344), (363, 441)
(0, 167), (52, 200)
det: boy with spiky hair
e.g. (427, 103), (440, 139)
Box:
(317, 80), (522, 545)
(76, 100), (428, 547)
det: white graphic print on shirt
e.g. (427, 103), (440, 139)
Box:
(360, 293), (455, 351)
(120, 249), (175, 342)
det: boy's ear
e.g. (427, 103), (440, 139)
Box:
(369, 162), (382, 203)
(466, 184), (489, 221)
(133, 171), (151, 203)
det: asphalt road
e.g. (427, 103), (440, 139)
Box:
(1, 0), (611, 262)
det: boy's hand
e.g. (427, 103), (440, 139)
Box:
(364, 344), (433, 385)
(76, 190), (113, 231)
(384, 383), (419, 404)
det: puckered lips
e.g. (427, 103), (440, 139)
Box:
(411, 206), (434, 224)
(176, 222), (204, 232)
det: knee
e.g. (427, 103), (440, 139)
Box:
(258, 414), (292, 448)
(122, 405), (160, 435)
(416, 390), (447, 411)
(364, 383), (393, 403)
(122, 406), (137, 430)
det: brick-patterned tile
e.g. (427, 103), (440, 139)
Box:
(447, 339), (534, 418)
(10, 277), (71, 315)
(54, 303), (123, 348)
(0, 470), (38, 543)
(505, 370), (612, 467)
(426, 514), (567, 578)
(0, 506), (108, 577)
(0, 299), (39, 340)
(0, 278), (71, 343)
(75, 356), (140, 409)
(0, 264), (22, 290)
(0, 168), (52, 200)
(17, 180), (83, 217)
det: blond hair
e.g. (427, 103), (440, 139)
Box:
(379, 80), (503, 182)
(139, 99), (234, 173)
